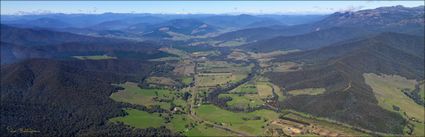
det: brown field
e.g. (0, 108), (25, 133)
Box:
(173, 60), (195, 76)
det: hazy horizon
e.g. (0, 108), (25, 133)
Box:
(1, 1), (424, 15)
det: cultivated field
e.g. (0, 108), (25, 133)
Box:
(196, 61), (252, 87)
(196, 73), (243, 87)
(194, 104), (279, 135)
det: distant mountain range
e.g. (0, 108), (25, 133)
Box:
(1, 5), (424, 137)
(231, 5), (424, 51)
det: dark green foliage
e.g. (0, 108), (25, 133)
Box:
(402, 83), (425, 106)
(243, 27), (373, 52)
(0, 25), (173, 64)
(0, 59), (177, 136)
(266, 32), (424, 134)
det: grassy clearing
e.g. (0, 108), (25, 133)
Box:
(218, 94), (264, 109)
(256, 82), (274, 97)
(191, 50), (221, 58)
(110, 82), (161, 106)
(271, 83), (285, 102)
(73, 55), (116, 60)
(195, 104), (279, 135)
(110, 109), (164, 129)
(110, 82), (185, 110)
(182, 76), (193, 85)
(185, 123), (236, 136)
(419, 82), (425, 101)
(411, 122), (425, 136)
(231, 84), (257, 94)
(168, 114), (194, 132)
(288, 88), (326, 96)
(196, 73), (246, 87)
(364, 73), (423, 122)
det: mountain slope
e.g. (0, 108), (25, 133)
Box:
(128, 19), (219, 38)
(311, 5), (424, 34)
(1, 25), (171, 64)
(266, 32), (424, 134)
(3, 17), (71, 29)
(242, 27), (373, 52)
(0, 59), (177, 136)
(1, 24), (109, 46)
(216, 5), (424, 46)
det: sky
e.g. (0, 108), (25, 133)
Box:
(1, 1), (424, 15)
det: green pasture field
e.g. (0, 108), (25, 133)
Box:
(110, 109), (164, 129)
(168, 114), (194, 132)
(231, 84), (257, 94)
(196, 73), (246, 87)
(110, 82), (186, 110)
(364, 74), (424, 136)
(182, 76), (193, 85)
(255, 82), (274, 97)
(194, 104), (279, 135)
(185, 123), (237, 136)
(218, 94), (264, 109)
(364, 73), (424, 122)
